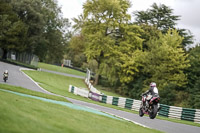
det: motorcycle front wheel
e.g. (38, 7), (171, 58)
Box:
(139, 107), (144, 117)
(3, 77), (7, 82)
(149, 104), (158, 119)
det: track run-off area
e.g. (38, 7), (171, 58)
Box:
(0, 61), (200, 133)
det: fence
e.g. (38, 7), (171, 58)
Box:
(7, 51), (39, 67)
(0, 49), (39, 67)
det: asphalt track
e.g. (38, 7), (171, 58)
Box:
(0, 61), (200, 133)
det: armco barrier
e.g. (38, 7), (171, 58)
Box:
(112, 97), (119, 106)
(158, 104), (170, 117)
(101, 95), (107, 103)
(85, 78), (101, 94)
(69, 83), (200, 123)
(82, 69), (199, 123)
(181, 108), (196, 122)
(125, 98), (134, 109)
(89, 92), (102, 101)
(195, 109), (200, 123)
(168, 106), (182, 119)
(69, 85), (89, 98)
(106, 96), (113, 105)
(118, 97), (126, 108)
(132, 100), (141, 112)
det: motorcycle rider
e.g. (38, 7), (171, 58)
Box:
(142, 82), (158, 111)
(3, 70), (9, 81)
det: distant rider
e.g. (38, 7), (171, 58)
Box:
(3, 70), (9, 79)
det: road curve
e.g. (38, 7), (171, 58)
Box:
(0, 61), (200, 133)
(0, 61), (50, 94)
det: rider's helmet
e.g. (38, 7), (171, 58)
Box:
(150, 82), (156, 87)
(4, 70), (8, 73)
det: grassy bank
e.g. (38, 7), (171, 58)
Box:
(0, 85), (162, 133)
(0, 84), (69, 102)
(23, 70), (87, 97)
(38, 62), (86, 77)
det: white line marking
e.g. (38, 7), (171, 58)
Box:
(19, 68), (51, 94)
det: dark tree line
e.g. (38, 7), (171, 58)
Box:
(0, 0), (71, 64)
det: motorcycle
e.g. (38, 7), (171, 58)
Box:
(3, 73), (8, 82)
(139, 93), (160, 119)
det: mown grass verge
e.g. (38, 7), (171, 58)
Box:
(0, 84), (70, 103)
(38, 62), (86, 77)
(0, 84), (162, 133)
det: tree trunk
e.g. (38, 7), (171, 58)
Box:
(94, 73), (99, 86)
(2, 48), (8, 60)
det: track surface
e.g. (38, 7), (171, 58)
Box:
(0, 61), (200, 133)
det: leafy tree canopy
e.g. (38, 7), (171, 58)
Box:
(142, 29), (190, 89)
(133, 3), (194, 47)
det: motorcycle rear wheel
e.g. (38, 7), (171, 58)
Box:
(149, 104), (158, 119)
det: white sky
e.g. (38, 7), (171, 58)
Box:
(57, 0), (200, 45)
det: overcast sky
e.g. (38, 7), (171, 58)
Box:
(57, 0), (200, 46)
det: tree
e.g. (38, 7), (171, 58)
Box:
(0, 0), (28, 59)
(133, 3), (193, 47)
(135, 24), (161, 50)
(72, 14), (85, 33)
(81, 0), (135, 85)
(186, 45), (200, 108)
(142, 29), (190, 89)
(8, 0), (71, 63)
(65, 34), (86, 67)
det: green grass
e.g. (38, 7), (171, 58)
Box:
(38, 62), (86, 77)
(0, 86), (162, 133)
(23, 70), (200, 127)
(23, 70), (87, 97)
(0, 84), (70, 103)
(95, 85), (122, 97)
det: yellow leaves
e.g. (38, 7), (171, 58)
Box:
(118, 49), (144, 83)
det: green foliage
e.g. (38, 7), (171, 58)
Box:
(133, 3), (193, 47)
(142, 29), (189, 89)
(186, 45), (200, 89)
(159, 84), (176, 105)
(65, 34), (86, 67)
(136, 24), (161, 50)
(134, 3), (179, 33)
(81, 0), (144, 85)
(0, 0), (28, 52)
(186, 45), (200, 109)
(0, 0), (71, 63)
(71, 0), (195, 107)
(124, 74), (146, 99)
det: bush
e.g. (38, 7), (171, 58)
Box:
(159, 84), (176, 105)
